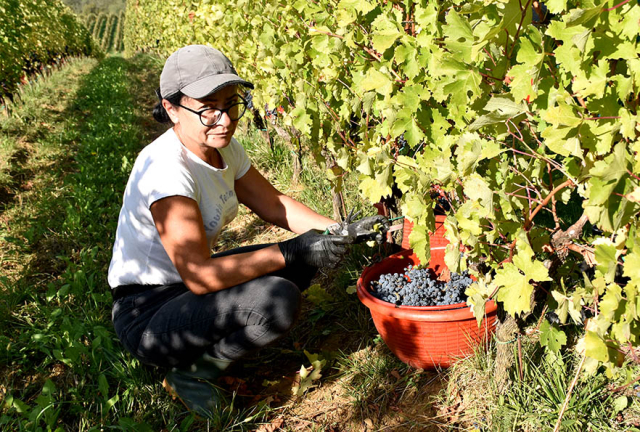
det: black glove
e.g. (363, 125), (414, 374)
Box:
(327, 214), (390, 244)
(278, 230), (353, 268)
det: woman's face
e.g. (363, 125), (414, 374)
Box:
(165, 85), (240, 149)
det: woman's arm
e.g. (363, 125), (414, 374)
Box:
(150, 195), (286, 295)
(235, 166), (337, 234)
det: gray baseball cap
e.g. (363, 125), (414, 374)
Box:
(159, 45), (254, 99)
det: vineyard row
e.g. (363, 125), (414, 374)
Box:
(84, 11), (126, 52)
(0, 0), (100, 104)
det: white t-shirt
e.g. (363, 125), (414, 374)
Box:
(107, 128), (251, 288)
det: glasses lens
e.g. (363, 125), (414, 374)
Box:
(228, 102), (247, 121)
(200, 109), (221, 126)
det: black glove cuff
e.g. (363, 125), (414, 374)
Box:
(277, 241), (294, 266)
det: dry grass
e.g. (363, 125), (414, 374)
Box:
(436, 341), (498, 430)
(254, 344), (447, 431)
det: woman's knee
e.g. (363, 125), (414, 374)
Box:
(262, 278), (302, 331)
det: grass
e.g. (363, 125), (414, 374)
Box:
(437, 330), (638, 432)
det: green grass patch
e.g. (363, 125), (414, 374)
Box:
(0, 55), (196, 431)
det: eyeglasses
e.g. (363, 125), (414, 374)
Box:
(176, 96), (248, 126)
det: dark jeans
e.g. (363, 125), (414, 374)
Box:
(111, 244), (316, 368)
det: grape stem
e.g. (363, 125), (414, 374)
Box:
(507, 0), (534, 60)
(605, 0), (631, 11)
(610, 373), (640, 394)
(503, 179), (575, 263)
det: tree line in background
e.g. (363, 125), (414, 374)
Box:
(0, 0), (101, 107)
(85, 12), (125, 52)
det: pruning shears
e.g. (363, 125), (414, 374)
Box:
(323, 207), (361, 236)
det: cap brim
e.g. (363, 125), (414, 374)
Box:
(181, 73), (254, 99)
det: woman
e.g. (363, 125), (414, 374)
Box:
(108, 45), (387, 416)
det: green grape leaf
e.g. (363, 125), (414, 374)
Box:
(599, 283), (623, 321)
(485, 95), (528, 117)
(623, 251), (640, 283)
(585, 330), (613, 363)
(394, 167), (417, 194)
(493, 263), (534, 316)
(400, 195), (427, 221)
(291, 107), (313, 135)
(546, 0), (568, 14)
(466, 278), (492, 327)
(502, 0), (532, 38)
(463, 174), (494, 217)
(573, 61), (608, 98)
(443, 69), (482, 107)
(594, 240), (620, 283)
(371, 16), (401, 53)
(443, 10), (474, 63)
(336, 7), (357, 26)
(543, 103), (582, 127)
(360, 67), (394, 95)
(619, 108), (639, 140)
(480, 140), (504, 160)
(338, 0), (375, 15)
(565, 3), (605, 27)
(455, 133), (483, 175)
(470, 96), (527, 130)
(539, 321), (567, 353)
(359, 176), (391, 202)
(508, 63), (542, 102)
(408, 224), (431, 265)
(391, 108), (425, 147)
(620, 5), (640, 39)
(512, 254), (551, 283)
(516, 33), (544, 65)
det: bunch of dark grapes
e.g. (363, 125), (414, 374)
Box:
(264, 106), (279, 118)
(397, 133), (408, 150)
(370, 266), (473, 307)
(243, 90), (254, 110)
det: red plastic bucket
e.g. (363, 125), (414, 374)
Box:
(357, 249), (498, 369)
(401, 215), (448, 250)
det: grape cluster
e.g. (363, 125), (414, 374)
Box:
(370, 266), (473, 307)
(264, 106), (279, 118)
(397, 133), (408, 150)
(243, 90), (254, 110)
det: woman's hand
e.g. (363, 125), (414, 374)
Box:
(327, 215), (390, 244)
(278, 230), (352, 268)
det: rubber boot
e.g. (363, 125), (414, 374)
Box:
(162, 353), (232, 417)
